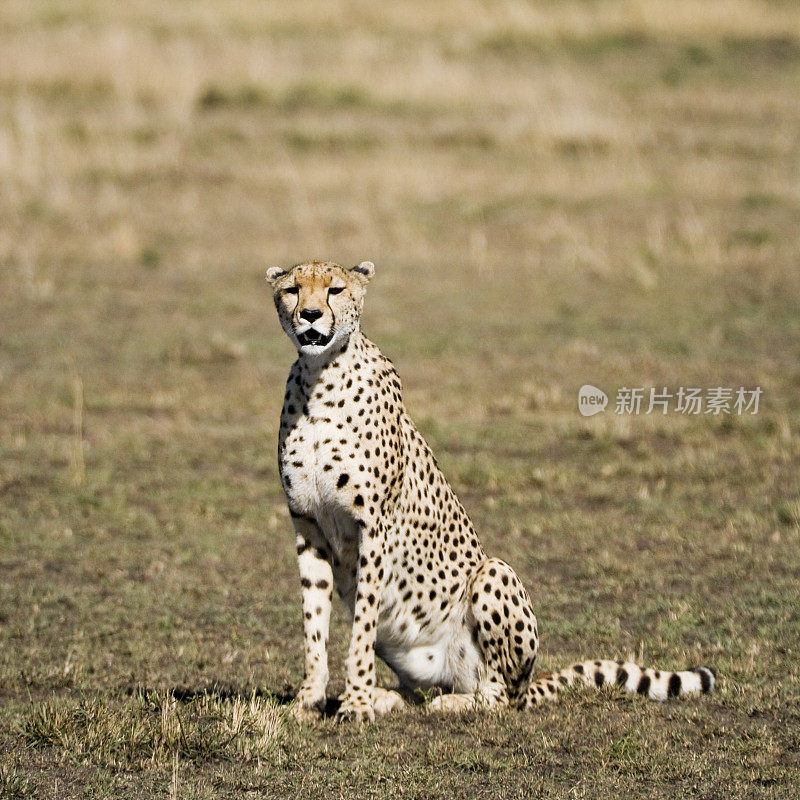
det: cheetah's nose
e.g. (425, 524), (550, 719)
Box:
(300, 308), (323, 323)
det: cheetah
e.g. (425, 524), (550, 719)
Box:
(266, 260), (715, 723)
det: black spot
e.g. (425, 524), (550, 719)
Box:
(491, 611), (501, 625)
(573, 664), (584, 675)
(594, 671), (604, 687)
(616, 668), (629, 688)
(697, 668), (713, 694)
(337, 473), (350, 488)
(637, 675), (651, 695)
(354, 494), (364, 506)
(668, 673), (682, 698)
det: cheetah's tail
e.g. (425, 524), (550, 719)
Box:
(523, 659), (715, 708)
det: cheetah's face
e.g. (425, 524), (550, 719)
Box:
(266, 260), (375, 356)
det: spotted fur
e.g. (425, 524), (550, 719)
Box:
(266, 260), (716, 723)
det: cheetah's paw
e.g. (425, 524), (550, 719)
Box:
(373, 688), (406, 716)
(336, 690), (375, 724)
(290, 686), (326, 725)
(427, 693), (477, 714)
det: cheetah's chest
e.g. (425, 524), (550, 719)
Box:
(280, 406), (352, 514)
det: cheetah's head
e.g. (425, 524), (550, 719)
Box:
(266, 260), (375, 356)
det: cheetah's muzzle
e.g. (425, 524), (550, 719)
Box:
(297, 329), (333, 347)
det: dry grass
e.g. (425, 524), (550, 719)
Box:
(20, 691), (285, 767)
(1, 1), (799, 798)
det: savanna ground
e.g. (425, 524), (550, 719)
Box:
(1, 1), (799, 797)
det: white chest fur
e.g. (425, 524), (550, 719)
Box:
(278, 353), (370, 570)
(280, 412), (343, 514)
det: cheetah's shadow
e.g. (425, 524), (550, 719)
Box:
(124, 682), (344, 718)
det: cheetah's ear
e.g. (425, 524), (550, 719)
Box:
(350, 261), (375, 283)
(266, 266), (287, 285)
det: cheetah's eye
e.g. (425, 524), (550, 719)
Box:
(284, 286), (299, 295)
(328, 287), (345, 296)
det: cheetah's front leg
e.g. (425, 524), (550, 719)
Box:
(291, 517), (333, 724)
(337, 521), (385, 723)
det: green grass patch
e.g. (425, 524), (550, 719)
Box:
(196, 81), (417, 115)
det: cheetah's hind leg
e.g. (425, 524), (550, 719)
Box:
(430, 558), (539, 714)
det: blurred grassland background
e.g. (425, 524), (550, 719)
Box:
(1, 1), (799, 798)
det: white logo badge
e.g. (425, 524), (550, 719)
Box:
(578, 385), (608, 417)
